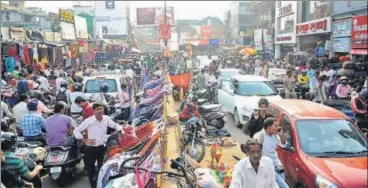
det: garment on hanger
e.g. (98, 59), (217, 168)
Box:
(5, 57), (15, 73)
(7, 44), (17, 58)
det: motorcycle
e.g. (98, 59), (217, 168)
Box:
(1, 117), (17, 134)
(198, 103), (227, 129)
(44, 145), (84, 186)
(180, 119), (206, 163)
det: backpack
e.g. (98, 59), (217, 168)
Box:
(55, 90), (68, 103)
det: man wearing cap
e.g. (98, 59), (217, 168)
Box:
(336, 76), (352, 100)
(20, 100), (46, 144)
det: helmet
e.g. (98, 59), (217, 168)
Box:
(31, 90), (44, 101)
(191, 95), (198, 103)
(73, 83), (83, 92)
(27, 100), (39, 111)
(340, 76), (348, 81)
(1, 132), (18, 151)
(100, 83), (109, 93)
(301, 69), (307, 73)
(60, 81), (68, 89)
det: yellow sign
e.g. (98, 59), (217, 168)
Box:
(163, 47), (170, 57)
(59, 9), (74, 24)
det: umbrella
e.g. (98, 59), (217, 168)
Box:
(239, 47), (257, 55)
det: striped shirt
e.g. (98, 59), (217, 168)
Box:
(3, 151), (30, 178)
(20, 112), (45, 136)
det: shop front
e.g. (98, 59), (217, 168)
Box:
(274, 1), (297, 59)
(296, 17), (332, 55)
(350, 15), (368, 62)
(332, 19), (352, 56)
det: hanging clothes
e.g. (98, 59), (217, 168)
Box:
(7, 44), (17, 58)
(23, 45), (31, 65)
(5, 57), (16, 73)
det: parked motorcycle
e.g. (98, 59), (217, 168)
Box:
(1, 117), (17, 134)
(44, 146), (84, 186)
(198, 103), (227, 129)
(180, 119), (206, 163)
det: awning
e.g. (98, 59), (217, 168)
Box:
(131, 47), (141, 53)
(42, 41), (68, 47)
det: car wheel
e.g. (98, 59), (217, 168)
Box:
(234, 109), (243, 128)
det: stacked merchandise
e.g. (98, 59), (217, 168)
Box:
(98, 77), (172, 188)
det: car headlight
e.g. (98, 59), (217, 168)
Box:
(316, 175), (338, 188)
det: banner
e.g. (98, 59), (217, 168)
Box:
(351, 15), (367, 49)
(159, 24), (171, 39)
(136, 7), (175, 26)
(59, 9), (74, 24)
(170, 72), (191, 92)
(95, 1), (128, 38)
(333, 19), (351, 37)
(54, 32), (62, 41)
(74, 16), (88, 39)
(200, 26), (212, 38)
(332, 37), (351, 52)
(44, 31), (54, 41)
(60, 22), (76, 40)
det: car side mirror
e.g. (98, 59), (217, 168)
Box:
(284, 142), (295, 152)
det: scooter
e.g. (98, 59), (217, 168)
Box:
(198, 103), (227, 129)
(44, 145), (84, 186)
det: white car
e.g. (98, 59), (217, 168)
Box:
(218, 68), (245, 81)
(218, 75), (282, 128)
(82, 73), (122, 100)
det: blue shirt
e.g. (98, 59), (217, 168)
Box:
(17, 79), (29, 95)
(20, 112), (45, 136)
(5, 57), (15, 73)
(141, 74), (151, 88)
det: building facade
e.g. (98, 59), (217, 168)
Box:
(332, 1), (367, 62)
(274, 1), (298, 59)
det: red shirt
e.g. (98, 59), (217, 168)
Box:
(82, 103), (94, 121)
(179, 102), (201, 120)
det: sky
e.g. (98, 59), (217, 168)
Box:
(2, 1), (231, 21)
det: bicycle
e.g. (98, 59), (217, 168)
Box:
(117, 156), (198, 188)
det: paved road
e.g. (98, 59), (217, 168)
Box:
(42, 114), (247, 188)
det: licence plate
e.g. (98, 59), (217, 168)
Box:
(50, 167), (62, 173)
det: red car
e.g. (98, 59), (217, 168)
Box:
(268, 100), (367, 188)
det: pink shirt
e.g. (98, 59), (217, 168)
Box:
(335, 84), (352, 98)
(118, 91), (130, 108)
(36, 100), (53, 115)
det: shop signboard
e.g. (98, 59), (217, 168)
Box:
(332, 37), (350, 52)
(254, 29), (263, 51)
(333, 19), (351, 37)
(44, 31), (54, 41)
(351, 15), (367, 49)
(159, 24), (171, 39)
(54, 32), (62, 41)
(333, 1), (367, 15)
(59, 9), (74, 24)
(296, 17), (331, 36)
(209, 39), (219, 46)
(136, 7), (175, 26)
(74, 15), (88, 39)
(95, 1), (128, 38)
(200, 26), (212, 38)
(60, 22), (76, 40)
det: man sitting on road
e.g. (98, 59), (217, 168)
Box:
(230, 138), (278, 188)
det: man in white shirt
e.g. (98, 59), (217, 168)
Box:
(12, 94), (29, 124)
(0, 101), (13, 120)
(69, 83), (86, 114)
(73, 103), (121, 188)
(205, 71), (216, 87)
(55, 73), (68, 91)
(230, 138), (278, 188)
(253, 118), (289, 188)
(37, 71), (50, 92)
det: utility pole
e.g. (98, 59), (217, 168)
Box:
(163, 0), (168, 75)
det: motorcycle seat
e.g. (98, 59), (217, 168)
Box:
(197, 99), (208, 105)
(18, 141), (43, 148)
(199, 104), (221, 113)
(196, 89), (207, 95)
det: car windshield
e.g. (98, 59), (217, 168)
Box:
(237, 81), (277, 96)
(296, 120), (367, 157)
(84, 79), (118, 93)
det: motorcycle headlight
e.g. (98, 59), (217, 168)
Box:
(316, 175), (338, 188)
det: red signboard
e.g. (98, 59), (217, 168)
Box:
(200, 26), (212, 38)
(159, 24), (171, 39)
(276, 36), (292, 42)
(351, 15), (368, 49)
(296, 19), (328, 35)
